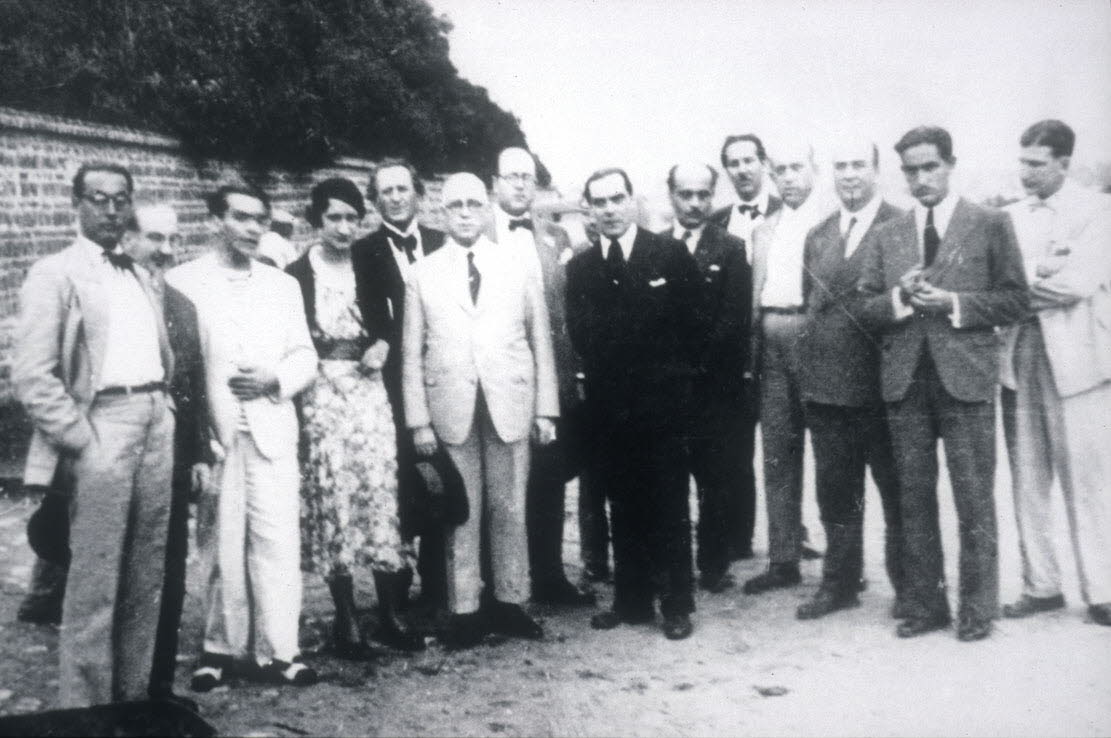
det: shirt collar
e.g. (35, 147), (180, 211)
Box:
(737, 188), (770, 215)
(913, 193), (958, 238)
(78, 233), (118, 259)
(449, 234), (492, 260)
(383, 218), (419, 240)
(839, 195), (882, 235)
(672, 222), (704, 250)
(602, 224), (638, 260)
(1031, 179), (1077, 212)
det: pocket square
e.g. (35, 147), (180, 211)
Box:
(649, 277), (667, 287)
(709, 264), (721, 272)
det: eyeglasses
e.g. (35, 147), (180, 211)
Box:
(445, 199), (487, 213)
(499, 173), (536, 185)
(82, 191), (133, 210)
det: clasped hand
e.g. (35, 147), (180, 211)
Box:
(228, 364), (279, 401)
(899, 267), (954, 315)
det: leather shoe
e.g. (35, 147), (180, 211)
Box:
(532, 579), (597, 607)
(796, 588), (860, 620)
(1088, 603), (1111, 626)
(801, 545), (822, 560)
(896, 615), (951, 638)
(1002, 593), (1065, 619)
(699, 571), (735, 594)
(488, 602), (544, 640)
(590, 609), (652, 630)
(17, 597), (62, 626)
(743, 563), (801, 595)
(956, 616), (993, 642)
(150, 691), (200, 714)
(890, 598), (912, 620)
(582, 565), (611, 584)
(662, 614), (693, 640)
(438, 612), (487, 650)
(728, 544), (755, 561)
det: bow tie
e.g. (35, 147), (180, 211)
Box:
(508, 217), (534, 232)
(103, 250), (135, 272)
(391, 234), (417, 263)
(738, 204), (761, 219)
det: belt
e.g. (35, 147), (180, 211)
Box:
(97, 381), (167, 396)
(761, 306), (806, 316)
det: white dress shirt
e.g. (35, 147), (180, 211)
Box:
(839, 195), (883, 258)
(383, 219), (424, 282)
(601, 225), (639, 262)
(449, 234), (494, 296)
(726, 188), (772, 255)
(672, 223), (704, 255)
(760, 196), (823, 309)
(80, 236), (164, 390)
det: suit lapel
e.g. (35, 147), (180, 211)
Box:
(928, 198), (974, 279)
(135, 267), (175, 377)
(67, 244), (112, 383)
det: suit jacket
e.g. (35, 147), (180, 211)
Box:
(659, 224), (751, 410)
(164, 254), (318, 460)
(565, 227), (703, 431)
(402, 236), (559, 446)
(351, 225), (445, 421)
(1000, 185), (1111, 397)
(286, 247), (374, 357)
(14, 239), (174, 486)
(162, 280), (212, 494)
(799, 201), (903, 407)
(855, 198), (1029, 403)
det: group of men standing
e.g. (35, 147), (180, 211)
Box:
(11, 116), (1110, 708)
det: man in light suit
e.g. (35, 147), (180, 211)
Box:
(856, 126), (1028, 641)
(663, 162), (751, 593)
(998, 120), (1111, 627)
(166, 184), (319, 689)
(709, 133), (781, 560)
(797, 138), (904, 620)
(488, 147), (595, 606)
(351, 158), (450, 611)
(403, 172), (559, 648)
(745, 141), (825, 596)
(566, 168), (703, 640)
(14, 162), (176, 707)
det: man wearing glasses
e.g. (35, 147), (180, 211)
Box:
(14, 162), (176, 706)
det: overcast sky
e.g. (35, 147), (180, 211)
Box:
(431, 0), (1111, 210)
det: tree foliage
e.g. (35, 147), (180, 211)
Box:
(0, 0), (541, 181)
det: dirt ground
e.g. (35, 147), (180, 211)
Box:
(1, 427), (1109, 737)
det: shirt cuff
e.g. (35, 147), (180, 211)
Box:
(891, 287), (913, 320)
(949, 295), (963, 328)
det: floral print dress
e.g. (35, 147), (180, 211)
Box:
(300, 246), (413, 576)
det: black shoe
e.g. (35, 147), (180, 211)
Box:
(956, 616), (993, 642)
(190, 652), (233, 693)
(699, 571), (735, 594)
(589, 609), (652, 630)
(896, 615), (951, 638)
(257, 658), (318, 686)
(743, 564), (801, 595)
(800, 545), (822, 560)
(532, 578), (597, 607)
(582, 565), (611, 584)
(1087, 603), (1111, 626)
(796, 588), (860, 620)
(150, 691), (200, 714)
(728, 543), (755, 561)
(1002, 594), (1066, 619)
(662, 614), (693, 640)
(372, 571), (426, 652)
(17, 597), (62, 626)
(488, 602), (544, 640)
(439, 612), (487, 649)
(890, 598), (912, 620)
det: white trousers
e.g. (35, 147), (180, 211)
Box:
(198, 431), (303, 664)
(1010, 323), (1111, 605)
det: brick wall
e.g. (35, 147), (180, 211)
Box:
(0, 106), (446, 403)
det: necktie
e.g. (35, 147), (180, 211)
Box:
(606, 238), (625, 284)
(508, 217), (534, 232)
(392, 234), (417, 264)
(923, 207), (940, 266)
(738, 204), (761, 219)
(103, 250), (135, 272)
(842, 216), (858, 254)
(467, 250), (480, 305)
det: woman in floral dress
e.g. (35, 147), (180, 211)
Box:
(287, 178), (423, 657)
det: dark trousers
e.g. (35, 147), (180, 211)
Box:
(726, 381), (759, 556)
(149, 482), (191, 696)
(526, 418), (573, 588)
(807, 402), (903, 597)
(395, 422), (447, 607)
(689, 403), (747, 578)
(596, 422), (693, 619)
(885, 354), (998, 622)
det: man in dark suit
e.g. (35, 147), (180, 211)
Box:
(662, 162), (751, 593)
(856, 126), (1028, 641)
(488, 147), (595, 606)
(351, 158), (449, 609)
(796, 139), (904, 620)
(708, 133), (782, 560)
(566, 168), (703, 640)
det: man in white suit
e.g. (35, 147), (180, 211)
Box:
(165, 184), (319, 689)
(403, 172), (559, 648)
(999, 120), (1111, 627)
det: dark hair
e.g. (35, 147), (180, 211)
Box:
(1020, 119), (1075, 158)
(206, 184), (271, 218)
(366, 157), (424, 202)
(894, 126), (954, 163)
(582, 168), (634, 202)
(72, 162), (133, 200)
(306, 177), (366, 228)
(719, 134), (767, 167)
(666, 163), (719, 193)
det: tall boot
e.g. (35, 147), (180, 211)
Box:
(373, 571), (425, 652)
(327, 573), (375, 660)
